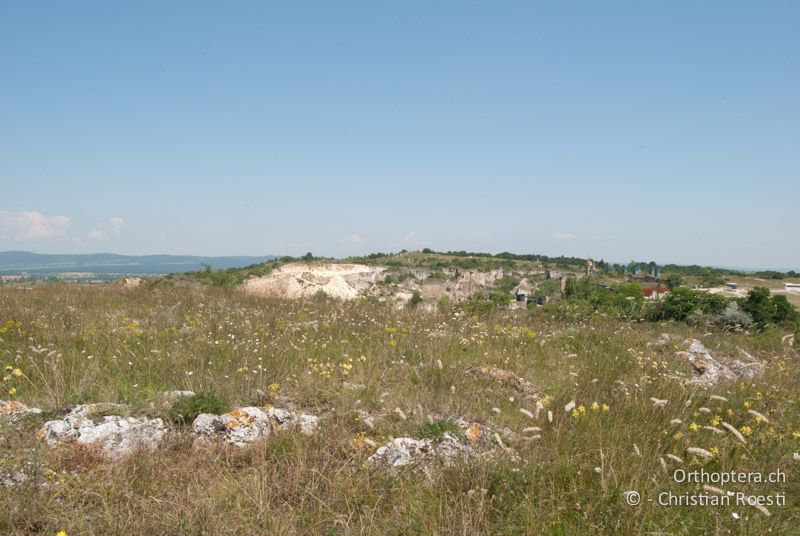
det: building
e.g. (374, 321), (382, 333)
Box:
(642, 287), (670, 300)
(786, 283), (800, 294)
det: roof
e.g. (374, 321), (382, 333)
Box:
(642, 287), (670, 297)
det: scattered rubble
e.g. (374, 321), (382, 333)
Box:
(366, 417), (514, 476)
(1, 461), (45, 488)
(0, 400), (42, 421)
(465, 365), (541, 398)
(676, 339), (764, 387)
(367, 434), (474, 472)
(192, 406), (320, 447)
(38, 404), (165, 457)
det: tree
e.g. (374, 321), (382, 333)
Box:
(770, 295), (799, 326)
(302, 252), (314, 261)
(740, 287), (773, 328)
(665, 274), (684, 290)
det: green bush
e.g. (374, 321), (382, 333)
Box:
(417, 419), (463, 440)
(169, 392), (229, 425)
(644, 287), (727, 322)
(740, 287), (800, 329)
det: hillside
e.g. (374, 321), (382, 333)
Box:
(0, 251), (277, 279)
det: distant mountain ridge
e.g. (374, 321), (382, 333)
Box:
(0, 251), (277, 276)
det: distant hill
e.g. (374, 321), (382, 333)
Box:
(0, 251), (277, 277)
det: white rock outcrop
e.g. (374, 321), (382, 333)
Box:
(241, 263), (385, 300)
(676, 339), (764, 387)
(38, 404), (165, 457)
(192, 406), (319, 447)
(367, 433), (475, 470)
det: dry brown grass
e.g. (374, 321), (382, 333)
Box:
(0, 283), (798, 534)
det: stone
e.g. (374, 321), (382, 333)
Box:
(465, 365), (541, 398)
(0, 400), (42, 421)
(192, 406), (319, 447)
(367, 433), (475, 472)
(654, 333), (678, 346)
(676, 339), (763, 387)
(38, 405), (165, 457)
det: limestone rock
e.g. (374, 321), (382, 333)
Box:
(0, 400), (42, 421)
(367, 433), (475, 471)
(465, 365), (540, 398)
(677, 340), (763, 387)
(38, 405), (165, 457)
(192, 406), (319, 447)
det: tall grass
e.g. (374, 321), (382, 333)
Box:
(0, 283), (798, 534)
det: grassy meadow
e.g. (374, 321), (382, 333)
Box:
(1, 282), (799, 534)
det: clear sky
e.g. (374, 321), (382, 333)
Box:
(1, 1), (798, 269)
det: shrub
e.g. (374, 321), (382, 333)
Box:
(493, 276), (520, 293)
(464, 294), (496, 316)
(407, 290), (423, 309)
(169, 392), (229, 425)
(644, 287), (727, 322)
(665, 274), (684, 289)
(718, 301), (754, 330)
(741, 287), (800, 329)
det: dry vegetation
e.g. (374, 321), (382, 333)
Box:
(1, 283), (799, 534)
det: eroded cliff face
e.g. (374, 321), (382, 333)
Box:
(239, 262), (507, 305)
(240, 263), (386, 300)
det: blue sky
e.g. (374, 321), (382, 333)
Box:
(1, 1), (798, 269)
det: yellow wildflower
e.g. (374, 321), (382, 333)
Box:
(689, 422), (701, 432)
(740, 426), (753, 437)
(590, 402), (600, 411)
(601, 404), (609, 412)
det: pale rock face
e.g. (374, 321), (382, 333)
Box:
(241, 263), (385, 300)
(192, 406), (320, 447)
(122, 277), (144, 289)
(38, 404), (165, 457)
